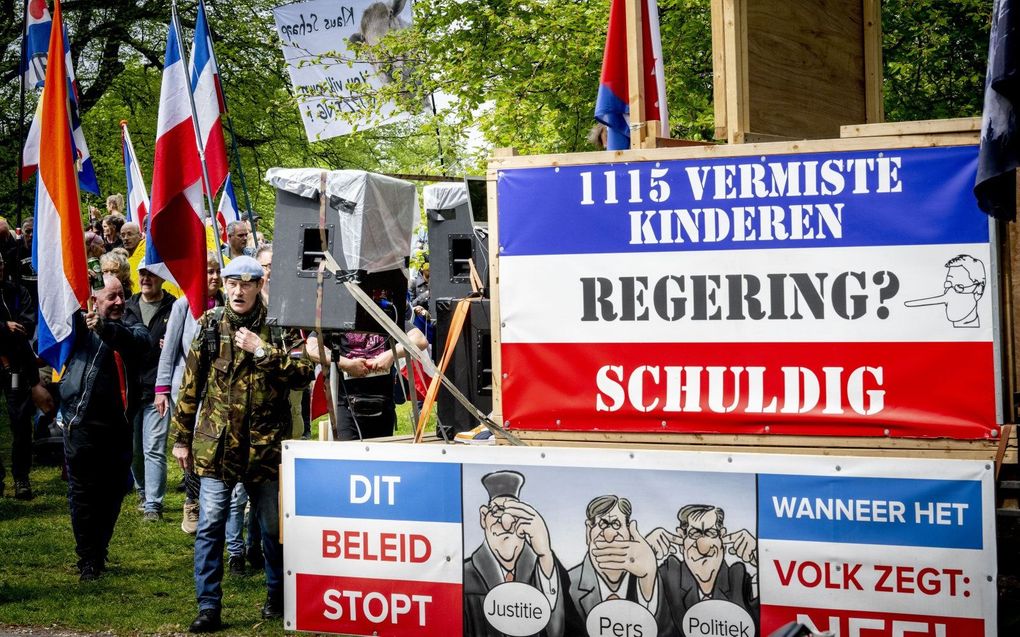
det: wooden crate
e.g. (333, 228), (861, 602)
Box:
(712, 0), (883, 143)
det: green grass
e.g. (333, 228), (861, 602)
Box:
(0, 401), (433, 635)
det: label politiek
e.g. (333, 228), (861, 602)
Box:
(595, 364), (884, 416)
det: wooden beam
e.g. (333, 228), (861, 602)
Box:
(710, 0), (727, 140)
(654, 138), (716, 149)
(840, 117), (981, 138)
(721, 0), (748, 143)
(486, 165), (505, 424)
(862, 0), (884, 123)
(488, 132), (982, 170)
(625, 0), (647, 149)
(499, 430), (1016, 463)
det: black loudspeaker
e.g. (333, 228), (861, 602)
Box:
(425, 178), (489, 316)
(267, 188), (407, 332)
(435, 298), (492, 436)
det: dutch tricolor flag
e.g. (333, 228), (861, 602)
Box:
(594, 0), (669, 150)
(20, 0), (99, 194)
(216, 174), (242, 244)
(33, 0), (90, 370)
(148, 18), (209, 318)
(121, 121), (151, 228)
(190, 0), (229, 197)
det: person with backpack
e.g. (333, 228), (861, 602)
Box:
(170, 256), (312, 633)
(154, 253), (222, 533)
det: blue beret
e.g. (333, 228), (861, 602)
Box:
(221, 255), (264, 282)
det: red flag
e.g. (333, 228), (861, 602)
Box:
(148, 19), (208, 318)
(595, 0), (669, 150)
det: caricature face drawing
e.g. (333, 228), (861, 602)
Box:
(480, 495), (525, 570)
(943, 265), (983, 323)
(680, 507), (726, 595)
(904, 254), (986, 328)
(586, 501), (631, 586)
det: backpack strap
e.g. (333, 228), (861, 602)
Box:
(195, 307), (226, 403)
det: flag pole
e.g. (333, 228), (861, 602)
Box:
(15, 0), (30, 284)
(172, 0), (225, 269)
(198, 0), (259, 249)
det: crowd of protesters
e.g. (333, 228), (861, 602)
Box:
(2, 195), (436, 633)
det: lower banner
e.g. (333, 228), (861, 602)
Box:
(281, 442), (997, 636)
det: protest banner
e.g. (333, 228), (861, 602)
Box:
(281, 441), (997, 636)
(494, 144), (1002, 439)
(272, 0), (412, 141)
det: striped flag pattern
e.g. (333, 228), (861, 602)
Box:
(33, 0), (90, 370)
(595, 0), (669, 150)
(121, 121), (151, 228)
(148, 18), (208, 318)
(216, 173), (241, 244)
(190, 0), (229, 196)
(20, 0), (100, 194)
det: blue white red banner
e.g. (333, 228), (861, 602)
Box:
(282, 442), (997, 637)
(495, 145), (1001, 438)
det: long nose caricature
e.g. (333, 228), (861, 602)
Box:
(904, 255), (986, 328)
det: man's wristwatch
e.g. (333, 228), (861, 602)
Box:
(254, 345), (267, 360)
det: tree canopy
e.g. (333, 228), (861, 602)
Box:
(0, 0), (994, 233)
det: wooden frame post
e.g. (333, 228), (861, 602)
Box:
(625, 0), (648, 149)
(862, 0), (884, 123)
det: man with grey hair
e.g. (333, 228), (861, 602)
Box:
(221, 221), (254, 260)
(124, 264), (177, 521)
(120, 222), (142, 257)
(60, 274), (151, 581)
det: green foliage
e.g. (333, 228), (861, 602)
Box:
(0, 0), (1000, 236)
(375, 0), (713, 156)
(882, 0), (990, 122)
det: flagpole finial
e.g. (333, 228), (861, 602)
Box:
(119, 119), (128, 127)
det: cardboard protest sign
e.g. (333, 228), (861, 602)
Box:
(272, 0), (412, 141)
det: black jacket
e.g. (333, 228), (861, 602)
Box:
(0, 279), (37, 374)
(59, 312), (150, 430)
(124, 291), (177, 400)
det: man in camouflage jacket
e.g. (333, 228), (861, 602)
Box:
(171, 256), (312, 633)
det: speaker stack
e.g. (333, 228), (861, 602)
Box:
(265, 170), (416, 333)
(424, 178), (493, 437)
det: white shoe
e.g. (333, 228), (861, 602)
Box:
(181, 501), (199, 534)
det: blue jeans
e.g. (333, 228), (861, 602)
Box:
(131, 403), (169, 513)
(194, 477), (282, 610)
(225, 484), (264, 558)
(225, 483), (248, 558)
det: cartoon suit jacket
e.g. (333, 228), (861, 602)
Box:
(463, 541), (582, 637)
(567, 555), (678, 637)
(660, 556), (759, 635)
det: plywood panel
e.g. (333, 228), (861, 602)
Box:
(746, 0), (867, 139)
